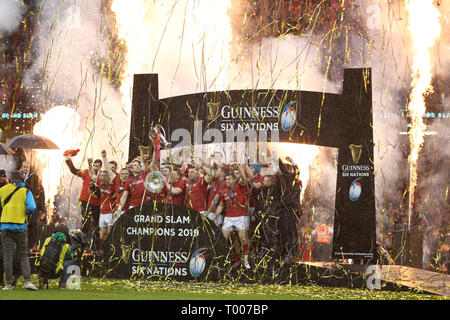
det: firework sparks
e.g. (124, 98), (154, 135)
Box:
(33, 106), (82, 218)
(405, 0), (441, 228)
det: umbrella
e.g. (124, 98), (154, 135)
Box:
(5, 134), (59, 150)
(0, 143), (15, 155)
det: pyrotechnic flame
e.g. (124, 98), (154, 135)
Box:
(33, 106), (82, 218)
(188, 0), (232, 91)
(405, 0), (440, 227)
(111, 0), (232, 98)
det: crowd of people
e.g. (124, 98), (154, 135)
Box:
(61, 148), (308, 268)
(0, 144), (321, 290)
(0, 144), (447, 290)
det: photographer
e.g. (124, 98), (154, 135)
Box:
(0, 171), (38, 291)
(36, 224), (83, 289)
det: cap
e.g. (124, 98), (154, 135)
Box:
(249, 162), (260, 174)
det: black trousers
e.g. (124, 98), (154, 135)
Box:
(277, 205), (300, 260)
(251, 204), (299, 261)
(80, 201), (100, 251)
(253, 209), (280, 259)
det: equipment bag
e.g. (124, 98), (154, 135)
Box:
(39, 238), (64, 276)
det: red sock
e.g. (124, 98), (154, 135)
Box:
(233, 252), (241, 263)
(242, 244), (249, 256)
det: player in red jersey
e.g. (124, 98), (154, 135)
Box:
(163, 168), (186, 206)
(185, 166), (208, 212)
(211, 164), (251, 269)
(204, 165), (228, 226)
(97, 171), (119, 254)
(113, 167), (131, 221)
(101, 150), (120, 187)
(114, 158), (150, 215)
(64, 155), (102, 251)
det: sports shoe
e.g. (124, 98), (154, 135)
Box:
(243, 255), (251, 269)
(2, 284), (13, 290)
(25, 282), (38, 291)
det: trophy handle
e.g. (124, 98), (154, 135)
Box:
(149, 124), (170, 148)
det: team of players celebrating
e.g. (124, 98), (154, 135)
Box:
(64, 148), (302, 268)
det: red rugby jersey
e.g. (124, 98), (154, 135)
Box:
(185, 176), (208, 212)
(77, 169), (101, 206)
(207, 178), (226, 211)
(116, 180), (130, 212)
(123, 172), (149, 208)
(98, 180), (118, 214)
(248, 173), (264, 208)
(166, 177), (186, 206)
(220, 183), (249, 218)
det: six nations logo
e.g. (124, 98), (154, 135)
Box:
(349, 178), (362, 201)
(189, 248), (207, 277)
(280, 101), (297, 131)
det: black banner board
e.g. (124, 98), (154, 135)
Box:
(117, 68), (377, 281)
(104, 204), (228, 280)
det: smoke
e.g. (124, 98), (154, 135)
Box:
(108, 1), (337, 97)
(24, 0), (126, 157)
(344, 1), (411, 215)
(24, 0), (128, 158)
(227, 36), (341, 93)
(0, 0), (25, 35)
(345, 0), (449, 253)
(108, 0), (236, 98)
(434, 0), (450, 77)
(306, 147), (338, 227)
(19, 0), (127, 223)
(417, 118), (450, 214)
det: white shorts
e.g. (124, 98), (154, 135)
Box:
(99, 213), (114, 228)
(222, 216), (250, 232)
